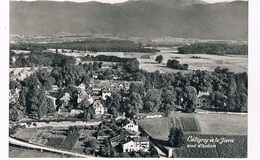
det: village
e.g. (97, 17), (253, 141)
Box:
(8, 36), (248, 158)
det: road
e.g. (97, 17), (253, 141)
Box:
(13, 120), (102, 128)
(9, 137), (95, 158)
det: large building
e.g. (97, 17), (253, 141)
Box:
(122, 137), (149, 152)
(196, 91), (211, 108)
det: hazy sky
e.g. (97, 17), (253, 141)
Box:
(11, 0), (248, 4)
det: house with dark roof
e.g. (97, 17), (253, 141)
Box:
(109, 130), (139, 146)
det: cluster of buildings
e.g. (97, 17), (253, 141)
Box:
(45, 79), (143, 119)
(108, 118), (150, 153)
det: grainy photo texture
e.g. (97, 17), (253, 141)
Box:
(9, 0), (248, 158)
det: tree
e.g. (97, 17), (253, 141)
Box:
(143, 89), (161, 113)
(160, 88), (177, 112)
(129, 92), (143, 113)
(155, 55), (163, 63)
(93, 61), (99, 71)
(9, 80), (21, 90)
(84, 138), (99, 150)
(168, 127), (185, 147)
(105, 92), (122, 115)
(128, 83), (145, 95)
(26, 86), (53, 119)
(123, 58), (139, 73)
(98, 62), (103, 68)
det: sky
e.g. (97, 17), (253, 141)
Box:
(11, 0), (248, 4)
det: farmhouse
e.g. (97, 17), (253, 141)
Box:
(109, 130), (140, 148)
(196, 91), (211, 108)
(122, 137), (149, 152)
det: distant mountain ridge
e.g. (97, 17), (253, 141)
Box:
(127, 0), (208, 5)
(10, 0), (248, 40)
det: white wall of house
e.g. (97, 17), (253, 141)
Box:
(123, 123), (139, 133)
(123, 140), (149, 152)
(123, 141), (136, 152)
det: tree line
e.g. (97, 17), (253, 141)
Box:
(10, 39), (159, 53)
(178, 43), (248, 55)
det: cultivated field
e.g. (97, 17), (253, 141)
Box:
(138, 112), (247, 141)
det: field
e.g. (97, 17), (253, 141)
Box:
(43, 47), (247, 73)
(9, 145), (75, 158)
(137, 117), (174, 141)
(149, 52), (247, 73)
(138, 112), (247, 141)
(15, 128), (37, 142)
(180, 117), (199, 132)
(194, 113), (247, 135)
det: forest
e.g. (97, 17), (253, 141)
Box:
(178, 43), (248, 55)
(10, 39), (159, 53)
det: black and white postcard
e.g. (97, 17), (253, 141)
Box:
(7, 0), (255, 158)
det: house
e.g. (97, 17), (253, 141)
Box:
(196, 91), (211, 108)
(122, 136), (149, 152)
(101, 88), (111, 100)
(57, 92), (71, 112)
(109, 130), (139, 148)
(59, 92), (71, 104)
(93, 100), (107, 115)
(77, 89), (90, 104)
(122, 119), (139, 133)
(77, 83), (86, 91)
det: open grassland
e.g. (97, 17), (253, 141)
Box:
(137, 117), (174, 141)
(9, 145), (75, 158)
(194, 113), (247, 135)
(150, 52), (247, 73)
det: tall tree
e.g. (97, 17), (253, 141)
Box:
(143, 89), (162, 113)
(129, 92), (143, 113)
(168, 127), (185, 147)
